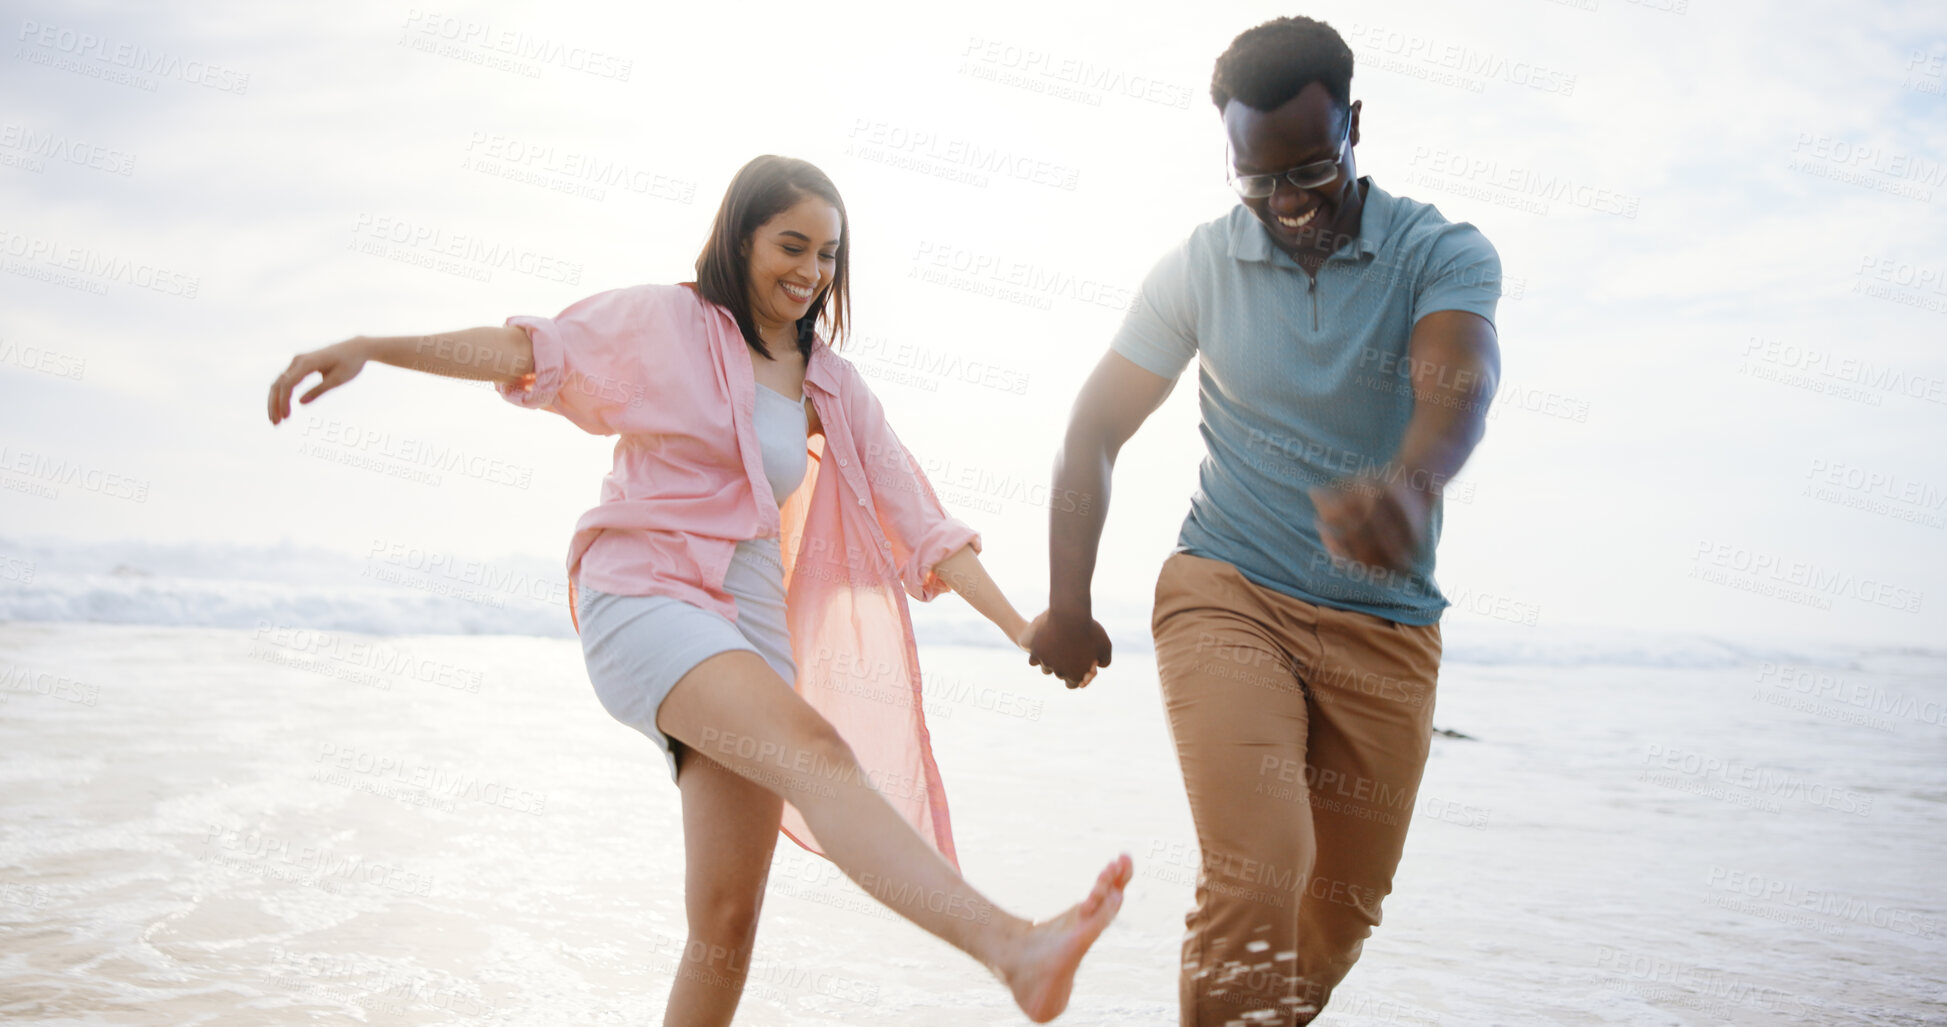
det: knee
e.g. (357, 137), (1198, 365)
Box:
(689, 885), (765, 948)
(782, 710), (858, 776)
(1193, 838), (1309, 915)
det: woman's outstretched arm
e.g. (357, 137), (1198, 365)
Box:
(934, 545), (1092, 684)
(933, 543), (1028, 648)
(266, 325), (533, 425)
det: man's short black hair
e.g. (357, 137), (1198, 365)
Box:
(1210, 16), (1354, 117)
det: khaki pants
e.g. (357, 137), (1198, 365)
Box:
(1150, 553), (1442, 1026)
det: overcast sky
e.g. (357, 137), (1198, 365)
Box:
(3, 0), (1944, 649)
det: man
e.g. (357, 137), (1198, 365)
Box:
(1022, 15), (1503, 1026)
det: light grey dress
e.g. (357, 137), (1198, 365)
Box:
(574, 382), (809, 783)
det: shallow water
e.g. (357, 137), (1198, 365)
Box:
(1, 621), (1942, 1025)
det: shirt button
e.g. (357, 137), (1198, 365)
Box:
(838, 458), (849, 467)
(857, 497), (867, 506)
(881, 540), (891, 549)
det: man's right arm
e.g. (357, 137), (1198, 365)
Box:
(1029, 350), (1176, 684)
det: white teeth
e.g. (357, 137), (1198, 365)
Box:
(782, 283), (813, 301)
(1277, 209), (1319, 229)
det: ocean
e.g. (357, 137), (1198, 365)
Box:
(1, 538), (1942, 1025)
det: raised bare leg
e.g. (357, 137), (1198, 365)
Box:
(656, 650), (1133, 1023)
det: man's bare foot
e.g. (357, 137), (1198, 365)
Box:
(996, 853), (1134, 1023)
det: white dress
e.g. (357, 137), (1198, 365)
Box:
(572, 381), (809, 782)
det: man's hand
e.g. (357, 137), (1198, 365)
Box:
(1309, 473), (1436, 574)
(1022, 608), (1111, 689)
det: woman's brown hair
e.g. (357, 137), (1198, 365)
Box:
(692, 155), (851, 361)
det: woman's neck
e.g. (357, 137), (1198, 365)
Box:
(753, 316), (799, 357)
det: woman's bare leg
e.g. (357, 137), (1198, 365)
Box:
(662, 745), (784, 1027)
(656, 650), (1133, 1023)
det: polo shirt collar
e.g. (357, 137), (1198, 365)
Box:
(1227, 175), (1389, 266)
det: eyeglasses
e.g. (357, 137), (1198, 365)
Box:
(1226, 110), (1353, 198)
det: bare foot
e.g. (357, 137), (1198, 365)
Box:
(997, 853), (1134, 1023)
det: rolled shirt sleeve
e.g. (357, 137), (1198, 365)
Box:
(839, 359), (982, 601)
(498, 287), (652, 435)
(1109, 238), (1200, 381)
(1412, 223), (1502, 327)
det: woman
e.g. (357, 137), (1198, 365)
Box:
(265, 155), (1129, 1024)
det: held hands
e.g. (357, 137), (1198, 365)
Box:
(1308, 473), (1436, 574)
(267, 338), (369, 425)
(1021, 608), (1111, 690)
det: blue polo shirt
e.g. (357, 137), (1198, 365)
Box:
(1111, 176), (1501, 625)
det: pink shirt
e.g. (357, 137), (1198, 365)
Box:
(498, 282), (977, 869)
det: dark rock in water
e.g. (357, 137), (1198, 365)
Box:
(1432, 726), (1474, 740)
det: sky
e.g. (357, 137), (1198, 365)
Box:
(2, 0), (1944, 649)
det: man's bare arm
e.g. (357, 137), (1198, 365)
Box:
(1026, 351), (1176, 685)
(1312, 310), (1500, 570)
(1394, 310), (1499, 485)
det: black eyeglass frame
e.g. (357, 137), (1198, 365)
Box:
(1226, 106), (1356, 198)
